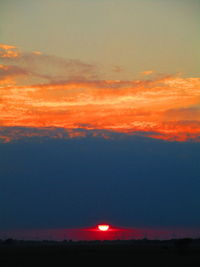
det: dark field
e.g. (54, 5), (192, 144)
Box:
(1, 239), (200, 266)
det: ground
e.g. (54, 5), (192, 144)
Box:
(0, 239), (200, 266)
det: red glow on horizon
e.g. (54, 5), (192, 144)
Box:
(0, 226), (200, 241)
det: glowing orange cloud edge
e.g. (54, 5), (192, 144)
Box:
(0, 44), (200, 142)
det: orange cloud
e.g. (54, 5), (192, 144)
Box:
(0, 44), (20, 58)
(0, 45), (200, 142)
(32, 51), (42, 55)
(141, 70), (154, 76)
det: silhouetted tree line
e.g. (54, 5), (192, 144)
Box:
(0, 237), (200, 247)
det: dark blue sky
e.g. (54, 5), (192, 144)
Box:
(1, 135), (200, 230)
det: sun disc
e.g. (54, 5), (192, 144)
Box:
(98, 224), (109, 231)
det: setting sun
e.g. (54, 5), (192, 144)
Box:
(98, 225), (110, 231)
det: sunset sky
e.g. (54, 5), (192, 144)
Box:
(0, 0), (200, 239)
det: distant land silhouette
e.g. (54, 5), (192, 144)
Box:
(0, 226), (199, 241)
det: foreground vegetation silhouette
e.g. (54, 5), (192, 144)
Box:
(1, 238), (200, 266)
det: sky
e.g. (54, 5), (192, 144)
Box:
(0, 0), (200, 239)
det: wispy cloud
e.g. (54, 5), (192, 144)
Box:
(0, 64), (30, 85)
(0, 44), (20, 58)
(0, 44), (200, 142)
(0, 44), (99, 83)
(140, 70), (154, 76)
